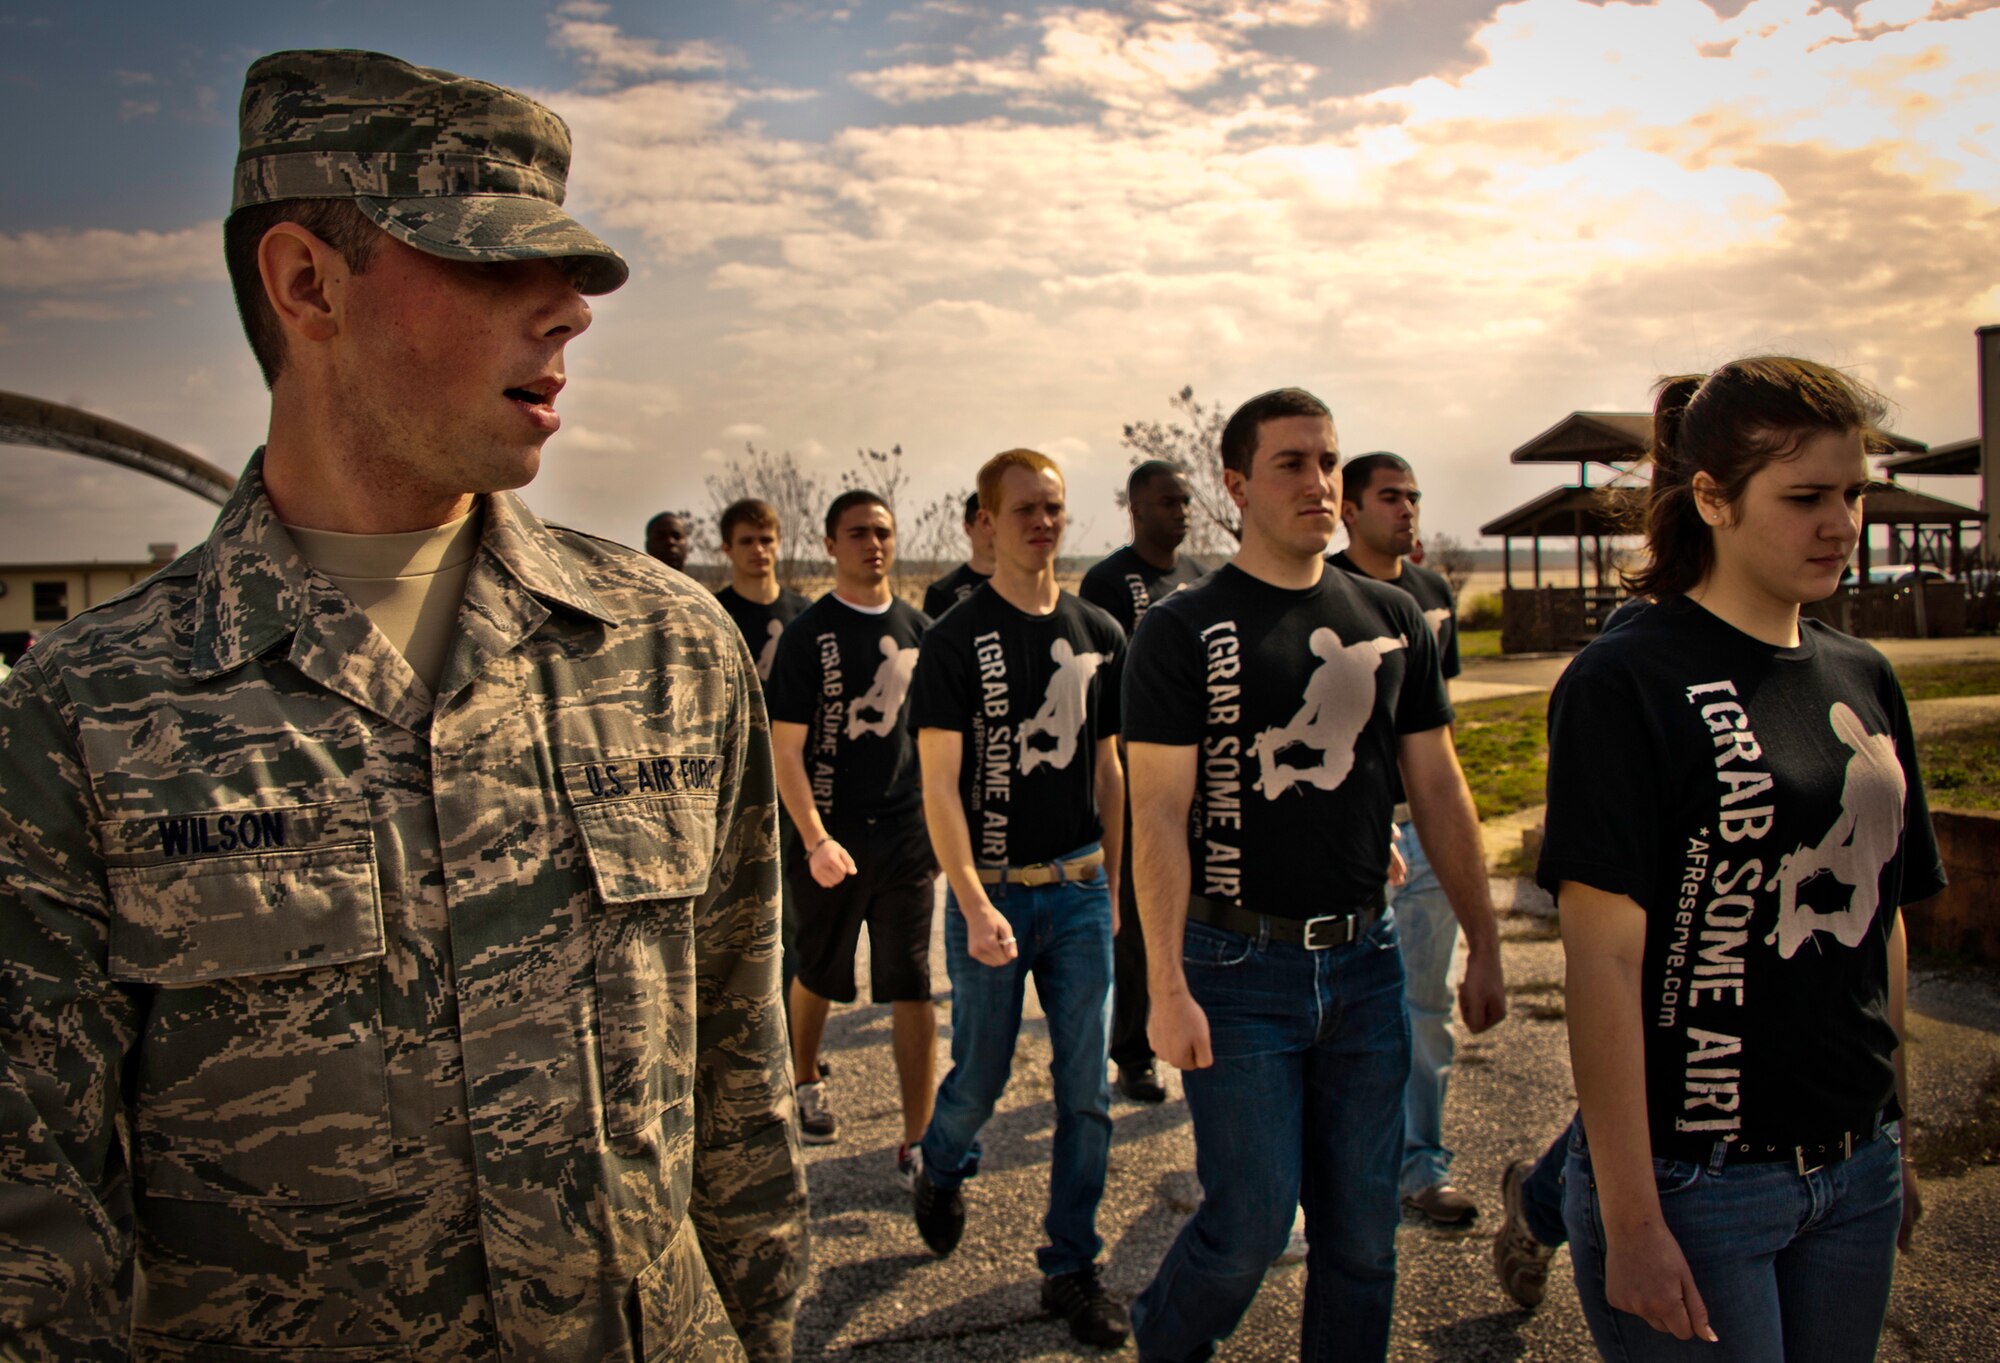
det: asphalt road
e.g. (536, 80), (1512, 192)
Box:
(786, 882), (2000, 1361)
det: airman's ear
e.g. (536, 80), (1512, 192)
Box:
(257, 222), (346, 351)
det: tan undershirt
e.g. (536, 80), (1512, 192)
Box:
(285, 508), (483, 695)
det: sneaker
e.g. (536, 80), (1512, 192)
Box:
(1040, 1265), (1130, 1349)
(1402, 1181), (1479, 1226)
(796, 1079), (837, 1145)
(912, 1167), (965, 1257)
(1272, 1211), (1308, 1267)
(895, 1142), (922, 1193)
(1115, 1061), (1168, 1104)
(1494, 1159), (1558, 1309)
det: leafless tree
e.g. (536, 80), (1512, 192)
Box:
(1424, 531), (1476, 597)
(1122, 385), (1237, 557)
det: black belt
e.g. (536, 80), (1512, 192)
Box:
(1187, 889), (1386, 951)
(1658, 1116), (1888, 1175)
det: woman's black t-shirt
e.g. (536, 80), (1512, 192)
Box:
(1123, 563), (1453, 916)
(909, 585), (1125, 866)
(765, 594), (929, 830)
(1538, 596), (1945, 1150)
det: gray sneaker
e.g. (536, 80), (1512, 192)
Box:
(797, 1079), (837, 1145)
(1494, 1159), (1558, 1309)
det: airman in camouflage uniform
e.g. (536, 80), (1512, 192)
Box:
(0, 50), (806, 1362)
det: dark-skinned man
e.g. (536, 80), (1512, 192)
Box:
(1079, 459), (1207, 1106)
(646, 509), (691, 572)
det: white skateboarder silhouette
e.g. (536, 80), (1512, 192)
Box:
(1764, 701), (1906, 959)
(1019, 637), (1105, 774)
(1422, 606), (1452, 642)
(846, 636), (920, 740)
(1252, 628), (1407, 799)
(755, 619), (783, 682)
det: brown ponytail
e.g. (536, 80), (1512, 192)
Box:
(1623, 356), (1886, 600)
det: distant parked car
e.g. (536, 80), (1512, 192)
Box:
(1851, 564), (1953, 587)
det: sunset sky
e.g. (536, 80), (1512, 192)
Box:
(2, 0), (1995, 563)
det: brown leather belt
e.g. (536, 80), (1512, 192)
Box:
(975, 851), (1104, 888)
(1187, 889), (1387, 950)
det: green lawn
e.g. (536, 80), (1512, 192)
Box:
(1917, 716), (2000, 812)
(1457, 628), (1502, 661)
(1893, 659), (2000, 703)
(1453, 691), (1548, 822)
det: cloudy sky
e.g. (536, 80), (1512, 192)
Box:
(2, 0), (1995, 563)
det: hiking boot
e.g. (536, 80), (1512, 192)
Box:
(796, 1079), (837, 1145)
(1403, 1181), (1479, 1226)
(1116, 1061), (1168, 1104)
(1041, 1265), (1130, 1349)
(895, 1142), (922, 1194)
(1494, 1159), (1558, 1309)
(911, 1167), (965, 1257)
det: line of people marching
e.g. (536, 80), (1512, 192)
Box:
(0, 45), (1936, 1363)
(651, 361), (1940, 1363)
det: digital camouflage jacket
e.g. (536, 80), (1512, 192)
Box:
(0, 454), (807, 1362)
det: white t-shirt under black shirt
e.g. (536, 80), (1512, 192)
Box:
(1538, 596), (1944, 1153)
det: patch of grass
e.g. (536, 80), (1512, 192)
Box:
(1453, 691), (1548, 822)
(1457, 627), (1501, 660)
(1909, 1063), (2000, 1180)
(1892, 658), (2000, 703)
(1916, 716), (2000, 811)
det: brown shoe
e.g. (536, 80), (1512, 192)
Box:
(1402, 1181), (1479, 1226)
(1494, 1160), (1558, 1309)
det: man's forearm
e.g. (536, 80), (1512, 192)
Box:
(1406, 760), (1499, 951)
(769, 732), (829, 849)
(921, 783), (987, 915)
(1095, 747), (1124, 894)
(1133, 801), (1192, 994)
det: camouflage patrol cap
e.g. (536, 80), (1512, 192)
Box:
(232, 49), (627, 294)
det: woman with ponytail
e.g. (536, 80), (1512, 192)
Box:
(1537, 356), (1942, 1361)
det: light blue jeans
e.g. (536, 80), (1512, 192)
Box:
(1564, 1122), (1903, 1362)
(1390, 819), (1458, 1196)
(1131, 910), (1410, 1363)
(918, 845), (1114, 1279)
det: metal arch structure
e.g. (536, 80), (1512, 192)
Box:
(0, 390), (236, 507)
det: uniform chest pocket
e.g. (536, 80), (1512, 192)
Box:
(573, 792), (717, 1137)
(99, 798), (394, 1205)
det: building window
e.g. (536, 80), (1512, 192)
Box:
(32, 581), (68, 622)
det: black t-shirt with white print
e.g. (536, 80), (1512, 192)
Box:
(1079, 545), (1208, 640)
(923, 563), (990, 621)
(1327, 552), (1459, 681)
(909, 584), (1125, 867)
(714, 583), (812, 684)
(765, 593), (930, 830)
(1537, 596), (1945, 1150)
(1123, 563), (1454, 917)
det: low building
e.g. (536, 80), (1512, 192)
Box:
(0, 545), (176, 662)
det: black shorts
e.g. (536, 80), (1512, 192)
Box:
(790, 813), (937, 1004)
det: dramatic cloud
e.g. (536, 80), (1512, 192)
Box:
(0, 223), (223, 293)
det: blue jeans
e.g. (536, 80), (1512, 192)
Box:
(1131, 911), (1410, 1363)
(918, 846), (1114, 1278)
(1520, 1116), (1576, 1248)
(1389, 820), (1458, 1195)
(1564, 1123), (1903, 1362)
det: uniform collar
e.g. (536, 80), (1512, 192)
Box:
(190, 450), (617, 692)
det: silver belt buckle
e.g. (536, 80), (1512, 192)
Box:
(1302, 913), (1354, 950)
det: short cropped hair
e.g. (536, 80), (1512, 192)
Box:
(1219, 387), (1333, 477)
(825, 488), (892, 538)
(963, 491), (982, 525)
(718, 498), (779, 544)
(647, 510), (687, 536)
(1127, 459), (1185, 502)
(1339, 452), (1413, 504)
(976, 448), (1064, 515)
(224, 200), (384, 389)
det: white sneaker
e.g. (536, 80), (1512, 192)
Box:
(797, 1079), (837, 1145)
(896, 1142), (922, 1193)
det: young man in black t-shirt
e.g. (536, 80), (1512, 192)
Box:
(766, 491), (935, 1184)
(713, 498), (811, 684)
(1124, 389), (1506, 1363)
(712, 498), (815, 1011)
(1329, 452), (1478, 1228)
(922, 491), (995, 619)
(907, 449), (1131, 1349)
(1079, 460), (1208, 1107)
